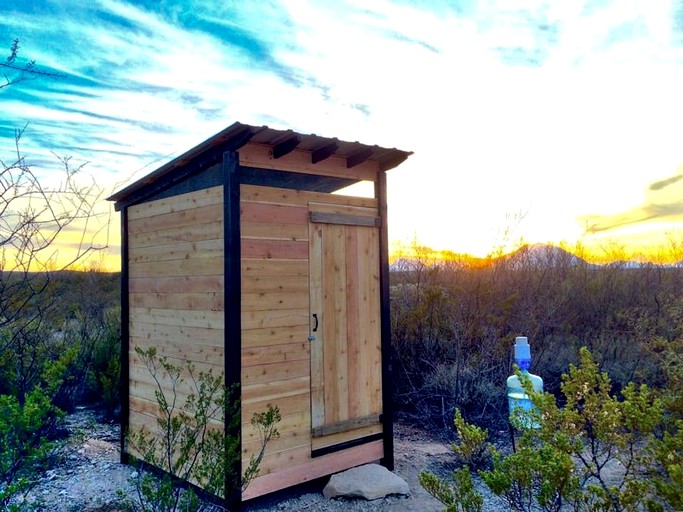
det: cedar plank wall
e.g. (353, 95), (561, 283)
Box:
(240, 184), (383, 500)
(126, 186), (225, 452)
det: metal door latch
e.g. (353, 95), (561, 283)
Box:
(308, 313), (318, 341)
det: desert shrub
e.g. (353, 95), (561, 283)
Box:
(419, 467), (483, 512)
(124, 347), (280, 512)
(0, 270), (121, 413)
(420, 348), (682, 512)
(0, 388), (64, 509)
(391, 243), (683, 428)
(84, 304), (121, 418)
(48, 271), (121, 411)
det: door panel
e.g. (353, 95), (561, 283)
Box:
(309, 204), (382, 440)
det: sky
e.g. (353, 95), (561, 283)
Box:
(1, 0), (683, 268)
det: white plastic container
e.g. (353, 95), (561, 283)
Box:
(506, 336), (543, 428)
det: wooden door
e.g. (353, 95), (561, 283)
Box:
(308, 202), (383, 444)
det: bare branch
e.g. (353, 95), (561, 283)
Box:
(0, 128), (109, 358)
(1, 38), (65, 90)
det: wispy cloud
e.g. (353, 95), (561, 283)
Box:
(1, 0), (682, 260)
(583, 171), (683, 234)
(650, 174), (683, 191)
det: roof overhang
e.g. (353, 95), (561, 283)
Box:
(107, 122), (412, 209)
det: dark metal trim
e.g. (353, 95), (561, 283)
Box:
(376, 171), (394, 471)
(120, 207), (130, 463)
(310, 433), (384, 458)
(114, 149), (223, 211)
(240, 166), (357, 193)
(223, 151), (242, 507)
(113, 130), (257, 211)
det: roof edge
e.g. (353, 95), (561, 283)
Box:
(107, 122), (412, 206)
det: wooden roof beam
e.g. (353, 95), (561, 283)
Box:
(272, 135), (301, 159)
(224, 125), (257, 151)
(379, 152), (411, 172)
(311, 141), (339, 164)
(346, 148), (374, 169)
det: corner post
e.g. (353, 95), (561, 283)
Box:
(223, 151), (242, 507)
(120, 207), (130, 463)
(376, 170), (394, 470)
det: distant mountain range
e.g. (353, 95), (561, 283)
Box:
(501, 244), (592, 268)
(391, 243), (683, 270)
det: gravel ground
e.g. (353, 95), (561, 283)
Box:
(18, 410), (509, 511)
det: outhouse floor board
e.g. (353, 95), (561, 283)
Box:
(242, 440), (384, 500)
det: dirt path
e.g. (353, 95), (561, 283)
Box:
(18, 410), (498, 511)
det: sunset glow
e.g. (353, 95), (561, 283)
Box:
(1, 1), (682, 269)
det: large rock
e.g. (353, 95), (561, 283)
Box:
(323, 464), (410, 501)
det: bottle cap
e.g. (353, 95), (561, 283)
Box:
(514, 336), (531, 370)
(514, 336), (530, 359)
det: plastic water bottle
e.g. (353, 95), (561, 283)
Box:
(506, 336), (543, 428)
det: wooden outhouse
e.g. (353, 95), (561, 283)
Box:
(108, 122), (412, 502)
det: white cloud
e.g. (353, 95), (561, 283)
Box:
(1, 0), (682, 259)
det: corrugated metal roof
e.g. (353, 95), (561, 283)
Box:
(107, 122), (412, 204)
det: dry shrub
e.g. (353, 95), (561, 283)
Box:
(390, 243), (683, 430)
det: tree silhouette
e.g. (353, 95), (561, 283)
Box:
(0, 38), (107, 402)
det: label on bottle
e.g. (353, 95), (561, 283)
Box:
(507, 389), (539, 428)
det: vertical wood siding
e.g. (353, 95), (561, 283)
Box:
(240, 184), (383, 498)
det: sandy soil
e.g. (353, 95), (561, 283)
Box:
(18, 410), (502, 512)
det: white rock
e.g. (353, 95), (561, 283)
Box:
(323, 464), (410, 501)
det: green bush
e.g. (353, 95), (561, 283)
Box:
(124, 347), (281, 512)
(419, 467), (483, 512)
(420, 348), (683, 512)
(0, 388), (63, 509)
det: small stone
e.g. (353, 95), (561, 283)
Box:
(323, 464), (410, 501)
(130, 471), (139, 479)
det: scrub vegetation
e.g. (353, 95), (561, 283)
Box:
(0, 270), (120, 509)
(419, 347), (682, 511)
(390, 242), (683, 429)
(122, 347), (281, 512)
(391, 242), (682, 511)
